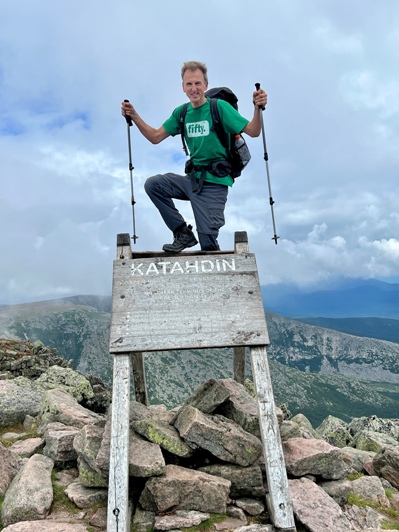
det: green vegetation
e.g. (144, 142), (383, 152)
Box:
(0, 423), (39, 448)
(381, 522), (399, 530)
(347, 472), (364, 481)
(0, 495), (4, 531)
(185, 514), (228, 532)
(51, 470), (79, 515)
(348, 492), (399, 529)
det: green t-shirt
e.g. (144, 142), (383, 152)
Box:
(163, 98), (249, 187)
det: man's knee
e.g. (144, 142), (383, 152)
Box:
(144, 174), (161, 195)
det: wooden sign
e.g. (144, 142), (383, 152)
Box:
(109, 253), (269, 353)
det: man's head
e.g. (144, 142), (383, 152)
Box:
(181, 61), (208, 84)
(181, 61), (208, 108)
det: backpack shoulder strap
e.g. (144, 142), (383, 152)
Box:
(179, 103), (189, 156)
(210, 98), (229, 151)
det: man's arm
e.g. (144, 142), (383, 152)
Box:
(121, 101), (170, 144)
(242, 88), (268, 138)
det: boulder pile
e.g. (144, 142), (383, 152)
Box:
(1, 339), (399, 531)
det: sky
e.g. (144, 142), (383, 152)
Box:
(1, 0), (399, 305)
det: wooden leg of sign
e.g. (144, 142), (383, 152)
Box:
(233, 346), (245, 384)
(107, 354), (131, 532)
(250, 346), (296, 531)
(131, 352), (148, 405)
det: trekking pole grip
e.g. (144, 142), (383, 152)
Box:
(123, 99), (133, 126)
(255, 83), (265, 111)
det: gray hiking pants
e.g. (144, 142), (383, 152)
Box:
(144, 173), (229, 251)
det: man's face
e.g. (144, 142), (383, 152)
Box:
(182, 68), (208, 107)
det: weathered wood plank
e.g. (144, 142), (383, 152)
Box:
(109, 253), (269, 353)
(132, 249), (234, 259)
(233, 346), (246, 384)
(233, 232), (249, 383)
(107, 355), (131, 532)
(250, 346), (296, 531)
(116, 233), (133, 260)
(131, 351), (147, 405)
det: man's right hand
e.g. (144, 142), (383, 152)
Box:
(121, 100), (135, 121)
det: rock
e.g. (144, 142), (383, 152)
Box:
(133, 417), (194, 457)
(95, 413), (111, 472)
(64, 479), (108, 509)
(351, 475), (390, 507)
(291, 413), (319, 438)
(199, 463), (264, 498)
(1, 454), (54, 527)
(319, 479), (353, 506)
(35, 365), (94, 402)
(289, 477), (353, 531)
(348, 416), (399, 440)
(175, 378), (231, 415)
(43, 422), (80, 462)
(9, 437), (45, 459)
(73, 423), (109, 487)
(76, 455), (108, 488)
(373, 447), (399, 489)
(130, 400), (155, 422)
(154, 510), (210, 530)
(0, 443), (18, 497)
(338, 446), (374, 473)
(129, 431), (166, 477)
(132, 507), (156, 532)
(174, 405), (263, 466)
(279, 420), (315, 441)
(215, 518), (253, 531)
(316, 415), (353, 447)
(95, 415), (166, 478)
(139, 464), (231, 514)
(0, 378), (43, 427)
(235, 498), (265, 516)
(214, 378), (262, 436)
(234, 525), (275, 532)
(353, 429), (399, 452)
(227, 505), (247, 522)
(283, 437), (351, 479)
(89, 506), (107, 528)
(39, 388), (103, 430)
(344, 504), (384, 531)
(2, 522), (88, 531)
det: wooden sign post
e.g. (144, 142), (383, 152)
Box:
(107, 232), (296, 532)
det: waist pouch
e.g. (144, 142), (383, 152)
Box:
(185, 159), (232, 178)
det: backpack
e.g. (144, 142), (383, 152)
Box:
(179, 87), (251, 179)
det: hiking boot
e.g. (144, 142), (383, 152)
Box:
(162, 224), (198, 253)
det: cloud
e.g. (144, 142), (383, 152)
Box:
(1, 0), (399, 305)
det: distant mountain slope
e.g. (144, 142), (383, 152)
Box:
(294, 316), (399, 344)
(262, 279), (399, 318)
(265, 311), (399, 383)
(2, 295), (399, 426)
(0, 297), (111, 375)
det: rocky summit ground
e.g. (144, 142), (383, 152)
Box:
(2, 339), (399, 531)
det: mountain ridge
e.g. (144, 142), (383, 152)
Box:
(1, 295), (399, 425)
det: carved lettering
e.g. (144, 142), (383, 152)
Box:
(130, 258), (236, 276)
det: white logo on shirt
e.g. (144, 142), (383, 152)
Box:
(186, 121), (210, 137)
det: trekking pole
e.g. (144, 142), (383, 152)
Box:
(255, 83), (279, 245)
(123, 99), (138, 244)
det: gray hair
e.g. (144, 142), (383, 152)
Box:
(181, 61), (208, 83)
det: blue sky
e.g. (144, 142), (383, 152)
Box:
(1, 0), (398, 304)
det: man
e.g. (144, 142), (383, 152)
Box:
(121, 61), (267, 252)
